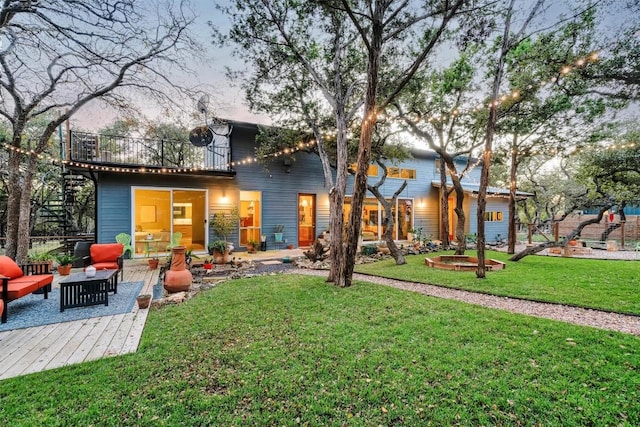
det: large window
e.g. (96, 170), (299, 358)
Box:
(344, 197), (413, 240)
(133, 188), (206, 256)
(239, 191), (261, 245)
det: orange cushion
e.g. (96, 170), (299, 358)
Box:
(91, 262), (119, 271)
(1, 280), (40, 299)
(0, 255), (24, 279)
(90, 243), (123, 263)
(9, 274), (53, 288)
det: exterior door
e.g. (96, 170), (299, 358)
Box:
(298, 194), (315, 247)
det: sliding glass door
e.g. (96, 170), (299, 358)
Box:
(133, 187), (207, 256)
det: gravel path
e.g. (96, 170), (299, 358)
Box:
(289, 268), (640, 336)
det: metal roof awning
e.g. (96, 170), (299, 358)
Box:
(431, 180), (533, 199)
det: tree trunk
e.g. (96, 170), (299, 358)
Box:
(507, 135), (519, 254)
(510, 205), (612, 261)
(340, 5), (383, 288)
(368, 178), (407, 265)
(5, 149), (22, 260)
(328, 113), (349, 285)
(16, 157), (37, 263)
(453, 187), (466, 255)
(439, 159), (450, 247)
(343, 114), (376, 287)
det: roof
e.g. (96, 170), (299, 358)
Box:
(431, 180), (533, 198)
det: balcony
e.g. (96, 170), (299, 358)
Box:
(67, 131), (234, 176)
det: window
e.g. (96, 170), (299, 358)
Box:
(343, 197), (413, 240)
(133, 188), (206, 255)
(348, 163), (379, 176)
(388, 167), (416, 179)
(239, 191), (261, 245)
(484, 211), (503, 222)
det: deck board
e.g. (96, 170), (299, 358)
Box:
(0, 261), (159, 380)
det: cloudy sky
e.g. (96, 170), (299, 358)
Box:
(72, 0), (634, 131)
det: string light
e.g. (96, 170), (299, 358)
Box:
(408, 52), (599, 125)
(1, 139), (317, 174)
(1, 53), (598, 174)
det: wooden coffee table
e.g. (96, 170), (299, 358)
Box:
(59, 269), (118, 312)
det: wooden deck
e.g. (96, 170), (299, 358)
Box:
(0, 261), (159, 380)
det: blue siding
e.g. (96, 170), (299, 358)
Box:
(93, 121), (510, 247)
(232, 123), (329, 245)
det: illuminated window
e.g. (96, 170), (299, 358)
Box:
(484, 211), (503, 222)
(388, 167), (416, 179)
(239, 191), (261, 246)
(343, 197), (413, 240)
(348, 163), (379, 176)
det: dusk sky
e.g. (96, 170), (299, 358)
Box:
(72, 0), (634, 132)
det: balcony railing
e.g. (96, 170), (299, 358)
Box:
(69, 131), (233, 172)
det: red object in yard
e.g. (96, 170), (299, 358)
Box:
(609, 212), (615, 223)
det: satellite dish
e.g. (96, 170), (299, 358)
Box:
(196, 94), (210, 115)
(189, 126), (214, 147)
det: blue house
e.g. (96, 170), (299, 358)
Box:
(65, 120), (512, 256)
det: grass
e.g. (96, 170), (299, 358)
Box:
(356, 250), (640, 315)
(0, 274), (638, 425)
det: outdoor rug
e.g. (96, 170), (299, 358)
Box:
(0, 281), (144, 332)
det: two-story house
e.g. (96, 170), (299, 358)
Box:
(65, 120), (515, 257)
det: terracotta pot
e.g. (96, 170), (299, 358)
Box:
(164, 246), (192, 293)
(213, 249), (229, 264)
(287, 244), (294, 250)
(148, 258), (159, 270)
(136, 294), (152, 309)
(57, 264), (72, 276)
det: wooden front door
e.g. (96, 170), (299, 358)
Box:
(298, 194), (315, 247)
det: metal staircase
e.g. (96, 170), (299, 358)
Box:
(37, 171), (88, 235)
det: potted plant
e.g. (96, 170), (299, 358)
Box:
(274, 224), (284, 243)
(148, 256), (159, 270)
(29, 251), (54, 270)
(210, 239), (230, 264)
(202, 259), (213, 270)
(54, 253), (76, 275)
(246, 239), (259, 253)
(211, 207), (240, 244)
(407, 227), (422, 243)
(376, 241), (390, 255)
(185, 249), (199, 267)
(136, 294), (152, 309)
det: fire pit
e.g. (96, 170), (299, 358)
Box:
(425, 255), (505, 271)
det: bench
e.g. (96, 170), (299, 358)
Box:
(0, 255), (53, 323)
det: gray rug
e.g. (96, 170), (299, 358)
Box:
(0, 281), (144, 332)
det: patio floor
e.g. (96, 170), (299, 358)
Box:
(0, 248), (305, 381)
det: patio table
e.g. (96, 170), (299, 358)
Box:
(59, 269), (118, 312)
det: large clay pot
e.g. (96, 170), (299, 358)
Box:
(164, 246), (192, 293)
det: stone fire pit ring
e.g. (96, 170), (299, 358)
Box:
(425, 255), (505, 271)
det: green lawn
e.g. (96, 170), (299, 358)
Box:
(356, 250), (640, 315)
(0, 275), (638, 425)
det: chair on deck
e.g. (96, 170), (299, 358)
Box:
(115, 233), (133, 258)
(84, 243), (124, 280)
(166, 232), (183, 252)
